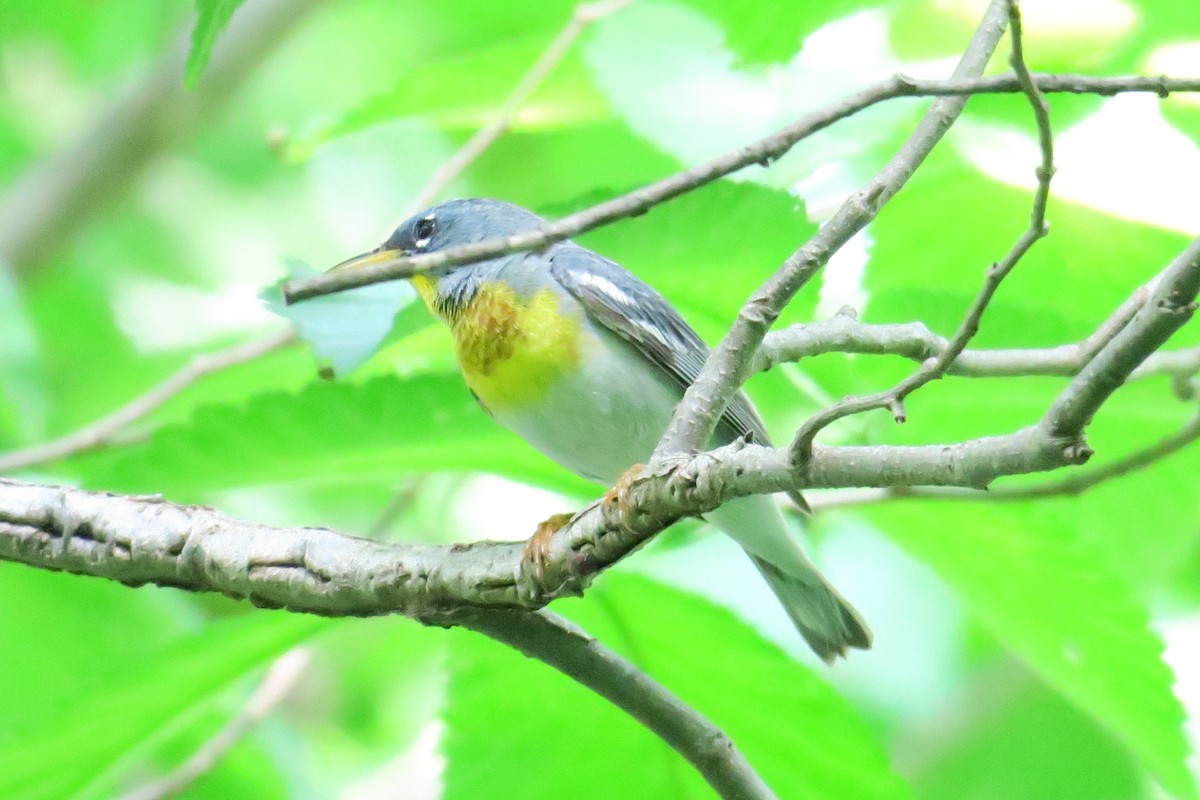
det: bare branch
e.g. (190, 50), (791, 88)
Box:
(456, 609), (778, 800)
(402, 0), (631, 217)
(790, 0), (1055, 459)
(119, 649), (310, 800)
(0, 0), (321, 273)
(757, 314), (1200, 382)
(280, 71), (1200, 303)
(0, 328), (295, 474)
(752, 264), (1188, 379)
(808, 409), (1200, 510)
(1045, 237), (1200, 441)
(0, 425), (1073, 619)
(994, 413), (1200, 499)
(652, 0), (1012, 460)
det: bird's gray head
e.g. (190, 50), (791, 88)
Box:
(384, 198), (546, 255)
(328, 198), (549, 319)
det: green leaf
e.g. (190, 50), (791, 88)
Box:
(72, 373), (593, 501)
(1163, 95), (1200, 145)
(185, 0), (245, 87)
(262, 259), (427, 377)
(0, 566), (199, 726)
(0, 608), (327, 800)
(867, 503), (1196, 799)
(399, 0), (580, 61)
(443, 574), (910, 800)
(1104, 0), (1200, 74)
(914, 678), (1144, 800)
(24, 269), (175, 439)
(889, 0), (1138, 73)
(286, 35), (609, 161)
(678, 0), (873, 65)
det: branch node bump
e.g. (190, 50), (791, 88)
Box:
(1063, 440), (1095, 464)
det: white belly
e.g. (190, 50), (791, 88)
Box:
(489, 331), (682, 484)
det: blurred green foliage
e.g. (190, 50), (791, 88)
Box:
(1, 0), (1199, 798)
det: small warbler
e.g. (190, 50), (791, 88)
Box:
(331, 198), (871, 662)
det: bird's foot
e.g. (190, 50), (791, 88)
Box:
(522, 512), (575, 585)
(603, 463), (645, 518)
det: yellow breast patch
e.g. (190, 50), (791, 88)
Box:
(415, 276), (583, 411)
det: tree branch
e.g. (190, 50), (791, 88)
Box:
(0, 428), (1090, 617)
(455, 609), (777, 800)
(807, 407), (1200, 510)
(1044, 237), (1200, 441)
(653, 0), (1012, 460)
(279, 70), (1200, 303)
(790, 0), (1054, 458)
(750, 293), (1197, 382)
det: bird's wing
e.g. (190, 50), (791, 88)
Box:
(547, 244), (770, 446)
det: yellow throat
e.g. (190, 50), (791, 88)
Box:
(412, 274), (583, 410)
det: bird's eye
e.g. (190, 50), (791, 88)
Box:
(414, 216), (436, 247)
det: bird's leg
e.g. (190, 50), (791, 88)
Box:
(522, 464), (645, 585)
(522, 511), (575, 584)
(603, 463), (645, 517)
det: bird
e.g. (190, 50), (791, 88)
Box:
(329, 198), (871, 662)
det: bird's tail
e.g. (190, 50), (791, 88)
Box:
(706, 495), (871, 663)
(749, 554), (872, 663)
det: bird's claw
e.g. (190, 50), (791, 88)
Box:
(522, 512), (574, 585)
(603, 463), (645, 518)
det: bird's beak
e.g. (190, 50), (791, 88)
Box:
(326, 246), (410, 275)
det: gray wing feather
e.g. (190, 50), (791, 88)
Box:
(547, 244), (770, 446)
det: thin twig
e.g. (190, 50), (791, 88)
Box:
(402, 0), (631, 216)
(993, 412), (1200, 499)
(0, 327), (295, 474)
(806, 409), (1200, 510)
(753, 266), (1182, 378)
(791, 0), (1055, 459)
(457, 609), (777, 800)
(281, 71), (1200, 303)
(120, 649), (310, 800)
(1045, 239), (1200, 444)
(652, 0), (1012, 462)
